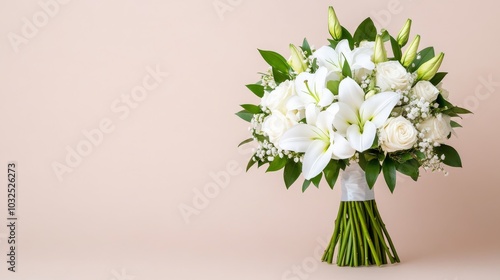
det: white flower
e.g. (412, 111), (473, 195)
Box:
(334, 77), (400, 152)
(261, 111), (295, 144)
(437, 83), (450, 99)
(287, 67), (334, 113)
(261, 80), (295, 114)
(313, 40), (375, 81)
(379, 116), (418, 152)
(376, 61), (411, 91)
(279, 105), (355, 180)
(412, 81), (439, 102)
(419, 114), (452, 143)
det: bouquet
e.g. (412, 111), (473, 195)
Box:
(237, 6), (470, 266)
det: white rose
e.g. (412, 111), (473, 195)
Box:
(376, 61), (411, 91)
(419, 114), (452, 143)
(261, 111), (294, 144)
(413, 81), (439, 102)
(379, 116), (418, 152)
(260, 81), (295, 114)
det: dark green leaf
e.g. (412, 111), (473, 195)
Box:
(272, 68), (289, 84)
(327, 80), (340, 95)
(240, 104), (262, 114)
(451, 106), (473, 115)
(365, 160), (381, 189)
(235, 110), (253, 122)
(302, 179), (312, 192)
(238, 138), (253, 147)
(301, 38), (312, 56)
(324, 160), (341, 189)
(353, 18), (377, 46)
(341, 27), (354, 49)
(429, 72), (448, 86)
(382, 157), (397, 193)
(390, 36), (402, 61)
(245, 84), (265, 98)
(396, 159), (420, 181)
(415, 151), (426, 161)
(450, 120), (462, 128)
(342, 55), (352, 78)
(409, 47), (435, 72)
(434, 144), (462, 167)
(258, 49), (290, 74)
(267, 156), (287, 172)
(436, 93), (454, 109)
(246, 157), (257, 171)
(284, 161), (302, 189)
(311, 173), (322, 188)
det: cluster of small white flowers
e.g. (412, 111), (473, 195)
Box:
(252, 140), (303, 164)
(360, 75), (372, 90)
(249, 113), (265, 135)
(403, 97), (432, 121)
(414, 125), (447, 175)
(261, 68), (277, 89)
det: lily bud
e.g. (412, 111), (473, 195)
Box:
(288, 44), (307, 74)
(328, 6), (342, 40)
(400, 35), (420, 67)
(365, 89), (377, 99)
(397, 19), (412, 46)
(417, 52), (445, 81)
(373, 35), (387, 63)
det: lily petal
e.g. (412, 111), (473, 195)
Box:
(333, 102), (358, 135)
(338, 77), (365, 110)
(331, 133), (356, 159)
(360, 91), (400, 127)
(279, 124), (318, 153)
(346, 121), (377, 152)
(303, 140), (333, 180)
(313, 46), (341, 72)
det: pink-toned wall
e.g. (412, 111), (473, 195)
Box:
(0, 0), (498, 279)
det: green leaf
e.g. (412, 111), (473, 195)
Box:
(342, 55), (352, 78)
(235, 110), (253, 122)
(451, 106), (473, 115)
(353, 18), (377, 46)
(380, 29), (390, 42)
(311, 173), (322, 188)
(365, 160), (381, 189)
(246, 157), (257, 171)
(434, 144), (462, 167)
(409, 47), (435, 72)
(341, 27), (354, 49)
(396, 159), (420, 181)
(258, 49), (290, 74)
(429, 72), (448, 86)
(238, 138), (253, 147)
(267, 156), (288, 172)
(436, 93), (454, 109)
(327, 80), (340, 95)
(284, 161), (302, 189)
(272, 68), (289, 84)
(245, 84), (265, 98)
(415, 151), (426, 161)
(451, 120), (462, 128)
(390, 36), (402, 61)
(382, 157), (397, 193)
(302, 179), (312, 192)
(324, 160), (341, 189)
(240, 104), (262, 114)
(301, 38), (312, 56)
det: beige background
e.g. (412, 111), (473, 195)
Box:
(0, 0), (499, 279)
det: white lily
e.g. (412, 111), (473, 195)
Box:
(333, 77), (400, 152)
(313, 40), (375, 80)
(287, 67), (334, 113)
(279, 104), (355, 180)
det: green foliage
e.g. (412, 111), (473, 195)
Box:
(240, 104), (262, 114)
(267, 156), (288, 172)
(238, 138), (253, 147)
(353, 18), (377, 46)
(365, 160), (381, 189)
(409, 47), (435, 72)
(324, 160), (342, 189)
(396, 159), (420, 181)
(435, 144), (462, 167)
(429, 72), (448, 86)
(245, 84), (265, 98)
(382, 157), (397, 193)
(235, 110), (253, 122)
(390, 36), (402, 61)
(301, 38), (312, 56)
(284, 161), (302, 189)
(258, 49), (291, 74)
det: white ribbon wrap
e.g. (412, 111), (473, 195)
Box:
(341, 163), (375, 201)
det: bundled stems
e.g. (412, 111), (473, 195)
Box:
(322, 200), (400, 266)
